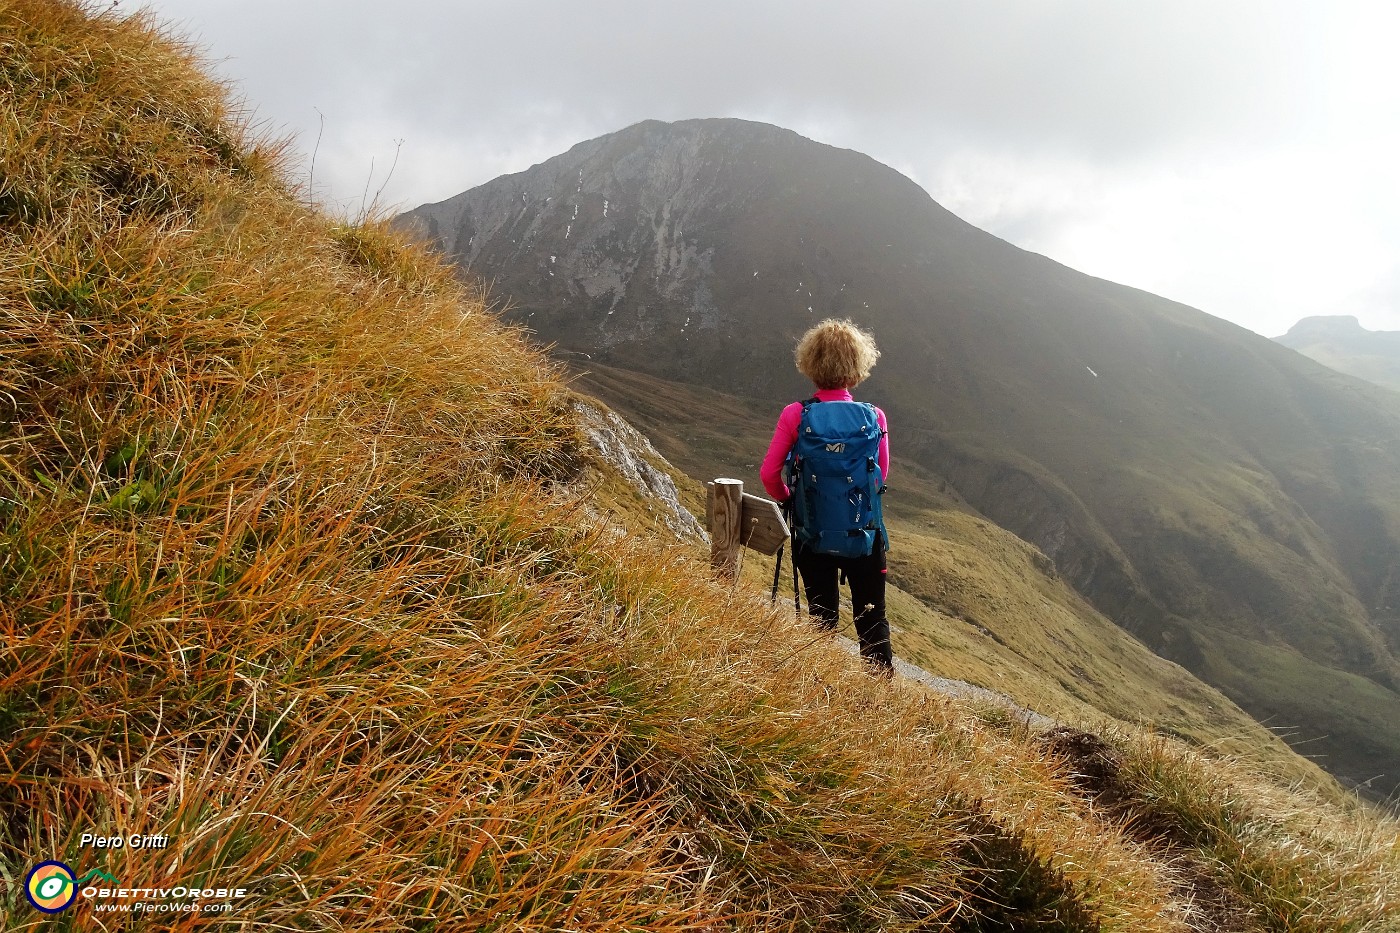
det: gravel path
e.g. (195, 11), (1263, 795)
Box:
(836, 636), (1057, 730)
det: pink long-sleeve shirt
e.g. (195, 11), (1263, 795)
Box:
(759, 388), (890, 502)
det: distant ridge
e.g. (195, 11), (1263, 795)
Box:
(402, 117), (1400, 796)
(1276, 315), (1400, 393)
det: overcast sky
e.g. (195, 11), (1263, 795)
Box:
(133, 0), (1400, 337)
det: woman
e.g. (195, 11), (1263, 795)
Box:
(760, 319), (893, 674)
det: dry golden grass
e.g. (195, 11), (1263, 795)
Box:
(1, 2), (1397, 930)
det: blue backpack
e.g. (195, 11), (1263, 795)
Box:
(785, 398), (888, 558)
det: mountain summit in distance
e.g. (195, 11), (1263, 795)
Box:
(401, 117), (1400, 796)
(1276, 315), (1400, 393)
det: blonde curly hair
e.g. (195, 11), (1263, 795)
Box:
(794, 319), (881, 390)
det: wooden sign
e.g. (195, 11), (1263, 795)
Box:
(706, 479), (789, 577)
(738, 493), (788, 555)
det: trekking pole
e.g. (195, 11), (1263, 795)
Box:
(779, 498), (802, 620)
(770, 540), (784, 603)
(790, 530), (802, 620)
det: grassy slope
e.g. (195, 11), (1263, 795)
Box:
(1, 3), (1396, 930)
(573, 365), (1342, 794)
(1287, 345), (1400, 393)
(417, 121), (1400, 797)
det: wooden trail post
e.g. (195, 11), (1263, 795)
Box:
(707, 478), (743, 579)
(706, 478), (789, 579)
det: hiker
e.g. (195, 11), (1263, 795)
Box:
(760, 319), (893, 675)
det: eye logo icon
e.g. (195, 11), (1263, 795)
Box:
(26, 861), (78, 913)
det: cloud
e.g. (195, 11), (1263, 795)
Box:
(136, 0), (1400, 336)
(147, 1), (1330, 187)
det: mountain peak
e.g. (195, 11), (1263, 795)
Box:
(1275, 314), (1400, 391)
(1281, 314), (1366, 338)
(400, 120), (1400, 797)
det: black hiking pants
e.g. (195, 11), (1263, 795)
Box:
(794, 537), (893, 673)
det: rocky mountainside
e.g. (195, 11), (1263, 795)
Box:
(1276, 315), (1400, 393)
(400, 118), (1400, 795)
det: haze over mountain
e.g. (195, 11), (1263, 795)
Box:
(401, 118), (1400, 796)
(1276, 315), (1400, 394)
